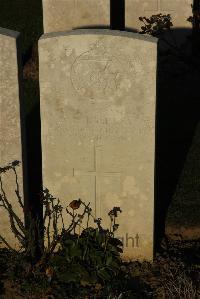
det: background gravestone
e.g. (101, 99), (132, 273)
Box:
(126, 0), (193, 50)
(126, 0), (192, 30)
(39, 29), (157, 261)
(0, 28), (24, 249)
(42, 0), (110, 33)
(42, 0), (192, 34)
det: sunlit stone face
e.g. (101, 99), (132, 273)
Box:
(39, 29), (157, 261)
(42, 0), (110, 33)
(0, 28), (24, 250)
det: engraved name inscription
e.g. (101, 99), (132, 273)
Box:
(59, 115), (154, 141)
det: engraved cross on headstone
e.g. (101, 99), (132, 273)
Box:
(144, 0), (176, 14)
(73, 144), (121, 217)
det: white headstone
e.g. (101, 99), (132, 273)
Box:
(42, 0), (192, 34)
(39, 29), (157, 261)
(0, 28), (24, 250)
(126, 0), (192, 30)
(42, 0), (110, 33)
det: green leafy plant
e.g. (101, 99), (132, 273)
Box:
(0, 160), (123, 297)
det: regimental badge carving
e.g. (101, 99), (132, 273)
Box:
(70, 40), (135, 100)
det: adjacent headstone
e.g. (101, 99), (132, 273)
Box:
(0, 28), (24, 249)
(39, 29), (157, 261)
(42, 0), (110, 33)
(126, 0), (192, 31)
(42, 0), (192, 34)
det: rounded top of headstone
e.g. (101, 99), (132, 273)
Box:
(39, 29), (158, 44)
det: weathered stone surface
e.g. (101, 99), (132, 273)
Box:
(39, 29), (157, 261)
(42, 0), (110, 33)
(42, 0), (192, 34)
(0, 28), (24, 249)
(126, 0), (192, 31)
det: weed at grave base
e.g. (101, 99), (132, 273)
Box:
(0, 162), (199, 297)
(0, 160), (126, 298)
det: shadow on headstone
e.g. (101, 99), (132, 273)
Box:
(73, 25), (110, 30)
